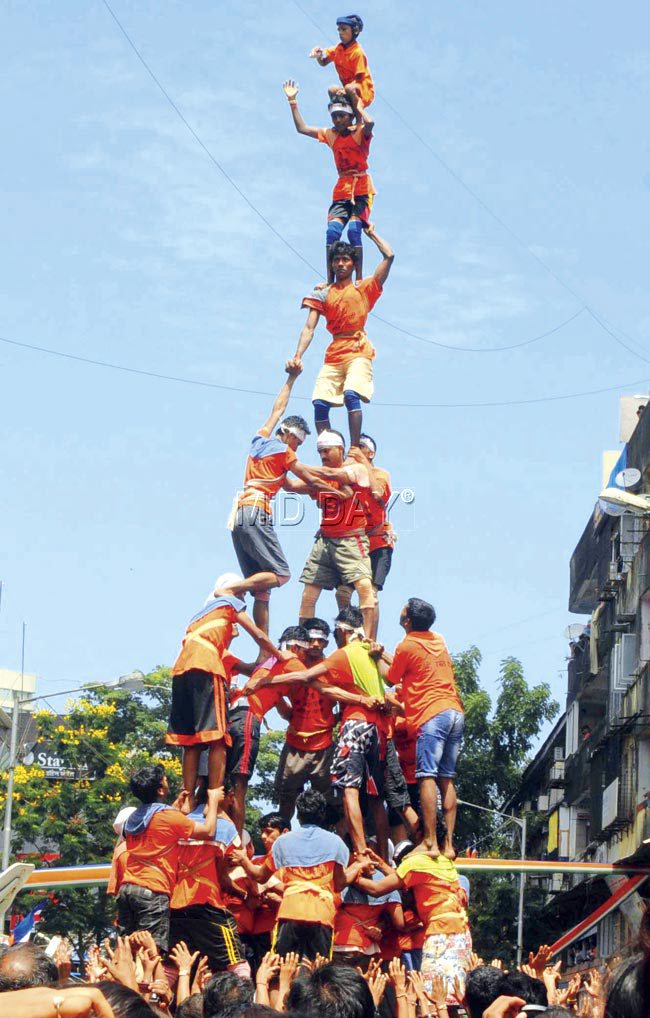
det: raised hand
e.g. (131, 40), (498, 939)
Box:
(256, 950), (281, 987)
(282, 79), (299, 101)
(528, 944), (554, 976)
(192, 956), (212, 995)
(85, 944), (107, 984)
(388, 957), (407, 996)
(367, 968), (388, 1008)
(102, 936), (138, 992)
(309, 48), (324, 60)
(147, 977), (173, 1009)
(428, 972), (448, 1010)
(583, 968), (603, 999)
(168, 941), (199, 977)
(278, 951), (301, 1007)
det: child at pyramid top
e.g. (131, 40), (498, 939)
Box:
(310, 14), (375, 109)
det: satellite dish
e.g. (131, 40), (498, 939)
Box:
(599, 498), (627, 517)
(564, 624), (585, 641)
(615, 467), (641, 489)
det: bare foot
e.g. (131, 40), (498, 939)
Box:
(407, 839), (439, 858)
(443, 845), (457, 861)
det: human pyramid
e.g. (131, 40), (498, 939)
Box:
(115, 15), (471, 1008)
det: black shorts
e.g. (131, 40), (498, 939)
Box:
(327, 194), (372, 226)
(170, 903), (245, 972)
(117, 884), (170, 953)
(272, 919), (333, 960)
(227, 704), (261, 780)
(370, 547), (393, 591)
(166, 669), (229, 747)
(384, 738), (410, 812)
(331, 720), (385, 798)
(232, 506), (290, 579)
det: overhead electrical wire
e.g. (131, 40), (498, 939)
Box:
(289, 0), (650, 363)
(1, 332), (648, 409)
(100, 0), (590, 357)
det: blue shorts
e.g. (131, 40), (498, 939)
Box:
(415, 709), (464, 779)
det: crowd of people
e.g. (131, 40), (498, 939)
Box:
(0, 922), (645, 1017)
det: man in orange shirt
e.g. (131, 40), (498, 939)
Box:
(273, 618), (338, 821)
(283, 79), (379, 284)
(233, 790), (366, 960)
(380, 599), (464, 860)
(117, 764), (220, 953)
(229, 364), (337, 636)
(286, 229), (393, 446)
(299, 430), (377, 635)
(310, 15), (375, 109)
(166, 581), (283, 801)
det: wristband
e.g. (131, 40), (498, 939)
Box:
(178, 970), (190, 976)
(288, 99), (297, 106)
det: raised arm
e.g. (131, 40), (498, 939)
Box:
(309, 46), (330, 67)
(288, 307), (321, 372)
(236, 610), (284, 661)
(258, 364), (302, 438)
(283, 81), (320, 138)
(365, 224), (395, 286)
(355, 871), (403, 897)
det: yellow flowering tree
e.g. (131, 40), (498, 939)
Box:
(2, 667), (177, 956)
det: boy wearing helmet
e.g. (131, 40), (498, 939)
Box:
(228, 363), (341, 636)
(282, 79), (376, 281)
(310, 15), (375, 109)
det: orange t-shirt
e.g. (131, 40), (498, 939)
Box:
(396, 855), (468, 937)
(246, 654), (305, 719)
(393, 712), (417, 784)
(317, 125), (374, 201)
(251, 855), (284, 935)
(123, 808), (195, 897)
(364, 467), (394, 551)
(171, 813), (241, 910)
(302, 277), (382, 365)
(171, 598), (243, 679)
(237, 434), (297, 516)
(387, 631), (463, 734)
(269, 826), (349, 928)
(323, 41), (375, 106)
(324, 646), (386, 731)
(107, 841), (128, 896)
(285, 682), (337, 752)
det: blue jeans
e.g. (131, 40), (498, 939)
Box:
(415, 709), (464, 778)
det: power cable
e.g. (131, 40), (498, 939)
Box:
(289, 0), (650, 362)
(100, 0), (588, 357)
(2, 331), (648, 409)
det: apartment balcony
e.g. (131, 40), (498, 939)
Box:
(569, 510), (614, 614)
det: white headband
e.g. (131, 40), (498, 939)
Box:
(280, 423), (307, 442)
(207, 572), (243, 603)
(280, 639), (309, 650)
(307, 629), (329, 641)
(335, 621), (366, 640)
(317, 431), (345, 450)
(359, 436), (376, 454)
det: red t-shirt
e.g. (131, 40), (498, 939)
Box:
(388, 631), (463, 734)
(246, 654), (305, 719)
(317, 125), (374, 201)
(317, 463), (374, 539)
(238, 434), (297, 516)
(323, 40), (375, 105)
(364, 466), (394, 551)
(285, 682), (337, 752)
(123, 809), (195, 897)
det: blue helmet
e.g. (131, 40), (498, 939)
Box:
(336, 14), (363, 36)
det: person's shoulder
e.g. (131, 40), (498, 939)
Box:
(302, 285), (329, 308)
(161, 808), (194, 831)
(283, 656), (305, 673)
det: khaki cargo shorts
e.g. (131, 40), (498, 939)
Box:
(312, 356), (373, 406)
(300, 533), (372, 589)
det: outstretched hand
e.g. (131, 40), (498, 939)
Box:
(309, 47), (324, 60)
(282, 79), (299, 100)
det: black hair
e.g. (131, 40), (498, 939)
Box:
(203, 971), (255, 1018)
(605, 953), (650, 1018)
(129, 764), (166, 804)
(335, 605), (363, 629)
(96, 982), (157, 1017)
(302, 617), (331, 638)
(0, 943), (59, 991)
(404, 597), (436, 631)
(280, 624), (308, 645)
(288, 962), (374, 1018)
(464, 966), (504, 1018)
(496, 971), (547, 1007)
(544, 1010), (574, 1018)
(359, 433), (376, 454)
(279, 415), (310, 436)
(259, 811), (290, 832)
(329, 241), (358, 266)
(220, 1007), (293, 1018)
(176, 994), (204, 1018)
(295, 789), (328, 828)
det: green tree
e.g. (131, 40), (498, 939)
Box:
(2, 669), (179, 959)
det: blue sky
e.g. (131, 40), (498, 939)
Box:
(2, 1), (650, 744)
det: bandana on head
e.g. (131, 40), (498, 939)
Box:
(280, 422), (307, 442)
(280, 639), (309, 650)
(335, 621), (366, 640)
(329, 100), (354, 117)
(317, 431), (345, 451)
(307, 629), (329, 641)
(206, 572), (243, 605)
(359, 436), (376, 454)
